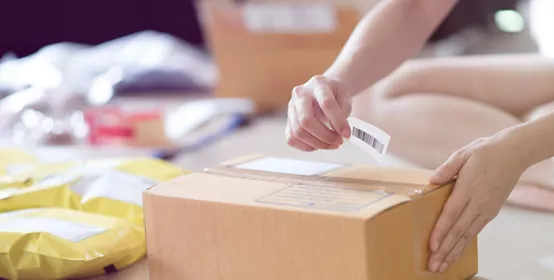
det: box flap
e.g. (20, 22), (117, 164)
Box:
(148, 156), (439, 218)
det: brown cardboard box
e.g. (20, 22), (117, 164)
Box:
(144, 155), (478, 280)
(198, 1), (361, 112)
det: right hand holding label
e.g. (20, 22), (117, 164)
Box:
(285, 75), (352, 152)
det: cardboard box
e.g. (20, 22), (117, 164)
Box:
(144, 155), (478, 280)
(198, 1), (362, 112)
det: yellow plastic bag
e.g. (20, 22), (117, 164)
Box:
(0, 207), (145, 280)
(0, 157), (186, 226)
(0, 148), (37, 177)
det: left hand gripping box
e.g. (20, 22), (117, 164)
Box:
(144, 155), (478, 280)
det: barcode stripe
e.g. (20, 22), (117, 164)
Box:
(352, 127), (384, 153)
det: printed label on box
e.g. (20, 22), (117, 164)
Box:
(257, 184), (390, 213)
(243, 4), (337, 33)
(235, 157), (344, 176)
(0, 217), (106, 242)
(347, 117), (391, 163)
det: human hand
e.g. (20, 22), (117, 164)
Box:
(427, 133), (531, 273)
(285, 75), (352, 151)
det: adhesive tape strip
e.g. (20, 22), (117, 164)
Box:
(347, 117), (391, 163)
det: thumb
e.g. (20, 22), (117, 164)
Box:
(430, 150), (469, 184)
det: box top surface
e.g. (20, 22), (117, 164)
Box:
(147, 155), (440, 218)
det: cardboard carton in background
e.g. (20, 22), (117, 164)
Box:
(144, 155), (478, 280)
(197, 1), (365, 112)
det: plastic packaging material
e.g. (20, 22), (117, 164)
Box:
(0, 207), (146, 280)
(0, 157), (187, 226)
(0, 85), (89, 146)
(0, 31), (215, 99)
(0, 31), (216, 146)
(0, 148), (37, 176)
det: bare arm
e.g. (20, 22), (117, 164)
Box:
(515, 111), (554, 166)
(324, 0), (458, 95)
(378, 54), (554, 117)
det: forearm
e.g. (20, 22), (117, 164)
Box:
(324, 0), (457, 96)
(509, 112), (554, 166)
(378, 54), (554, 116)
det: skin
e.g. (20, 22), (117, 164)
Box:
(286, 0), (458, 152)
(285, 0), (554, 274)
(351, 55), (554, 272)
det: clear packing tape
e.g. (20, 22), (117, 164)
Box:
(205, 155), (439, 199)
(0, 149), (187, 279)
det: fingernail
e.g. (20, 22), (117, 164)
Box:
(430, 260), (441, 272)
(439, 263), (448, 273)
(341, 128), (350, 138)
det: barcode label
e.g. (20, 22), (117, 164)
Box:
(352, 127), (384, 153)
(347, 117), (390, 163)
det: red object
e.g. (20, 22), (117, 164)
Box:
(84, 106), (163, 146)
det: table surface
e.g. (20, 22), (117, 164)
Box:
(5, 101), (551, 280)
(80, 114), (554, 280)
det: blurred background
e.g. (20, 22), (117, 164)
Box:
(1, 1), (554, 280)
(0, 0), (546, 160)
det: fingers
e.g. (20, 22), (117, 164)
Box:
(441, 216), (489, 268)
(429, 172), (473, 253)
(285, 119), (316, 152)
(312, 77), (350, 138)
(289, 88), (342, 149)
(429, 150), (469, 184)
(429, 200), (477, 273)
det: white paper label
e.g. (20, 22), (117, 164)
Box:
(235, 157), (343, 176)
(243, 4), (336, 33)
(70, 170), (157, 206)
(0, 217), (106, 242)
(347, 117), (390, 163)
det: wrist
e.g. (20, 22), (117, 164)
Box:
(503, 114), (554, 167)
(323, 60), (357, 97)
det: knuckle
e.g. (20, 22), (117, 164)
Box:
(311, 75), (327, 84)
(292, 86), (303, 97)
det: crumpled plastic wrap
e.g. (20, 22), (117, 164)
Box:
(0, 31), (216, 146)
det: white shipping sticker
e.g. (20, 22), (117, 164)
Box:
(347, 117), (391, 163)
(70, 170), (157, 206)
(0, 217), (106, 242)
(243, 4), (337, 34)
(235, 157), (343, 176)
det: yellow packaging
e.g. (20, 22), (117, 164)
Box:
(0, 148), (37, 177)
(0, 157), (186, 226)
(0, 207), (145, 280)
